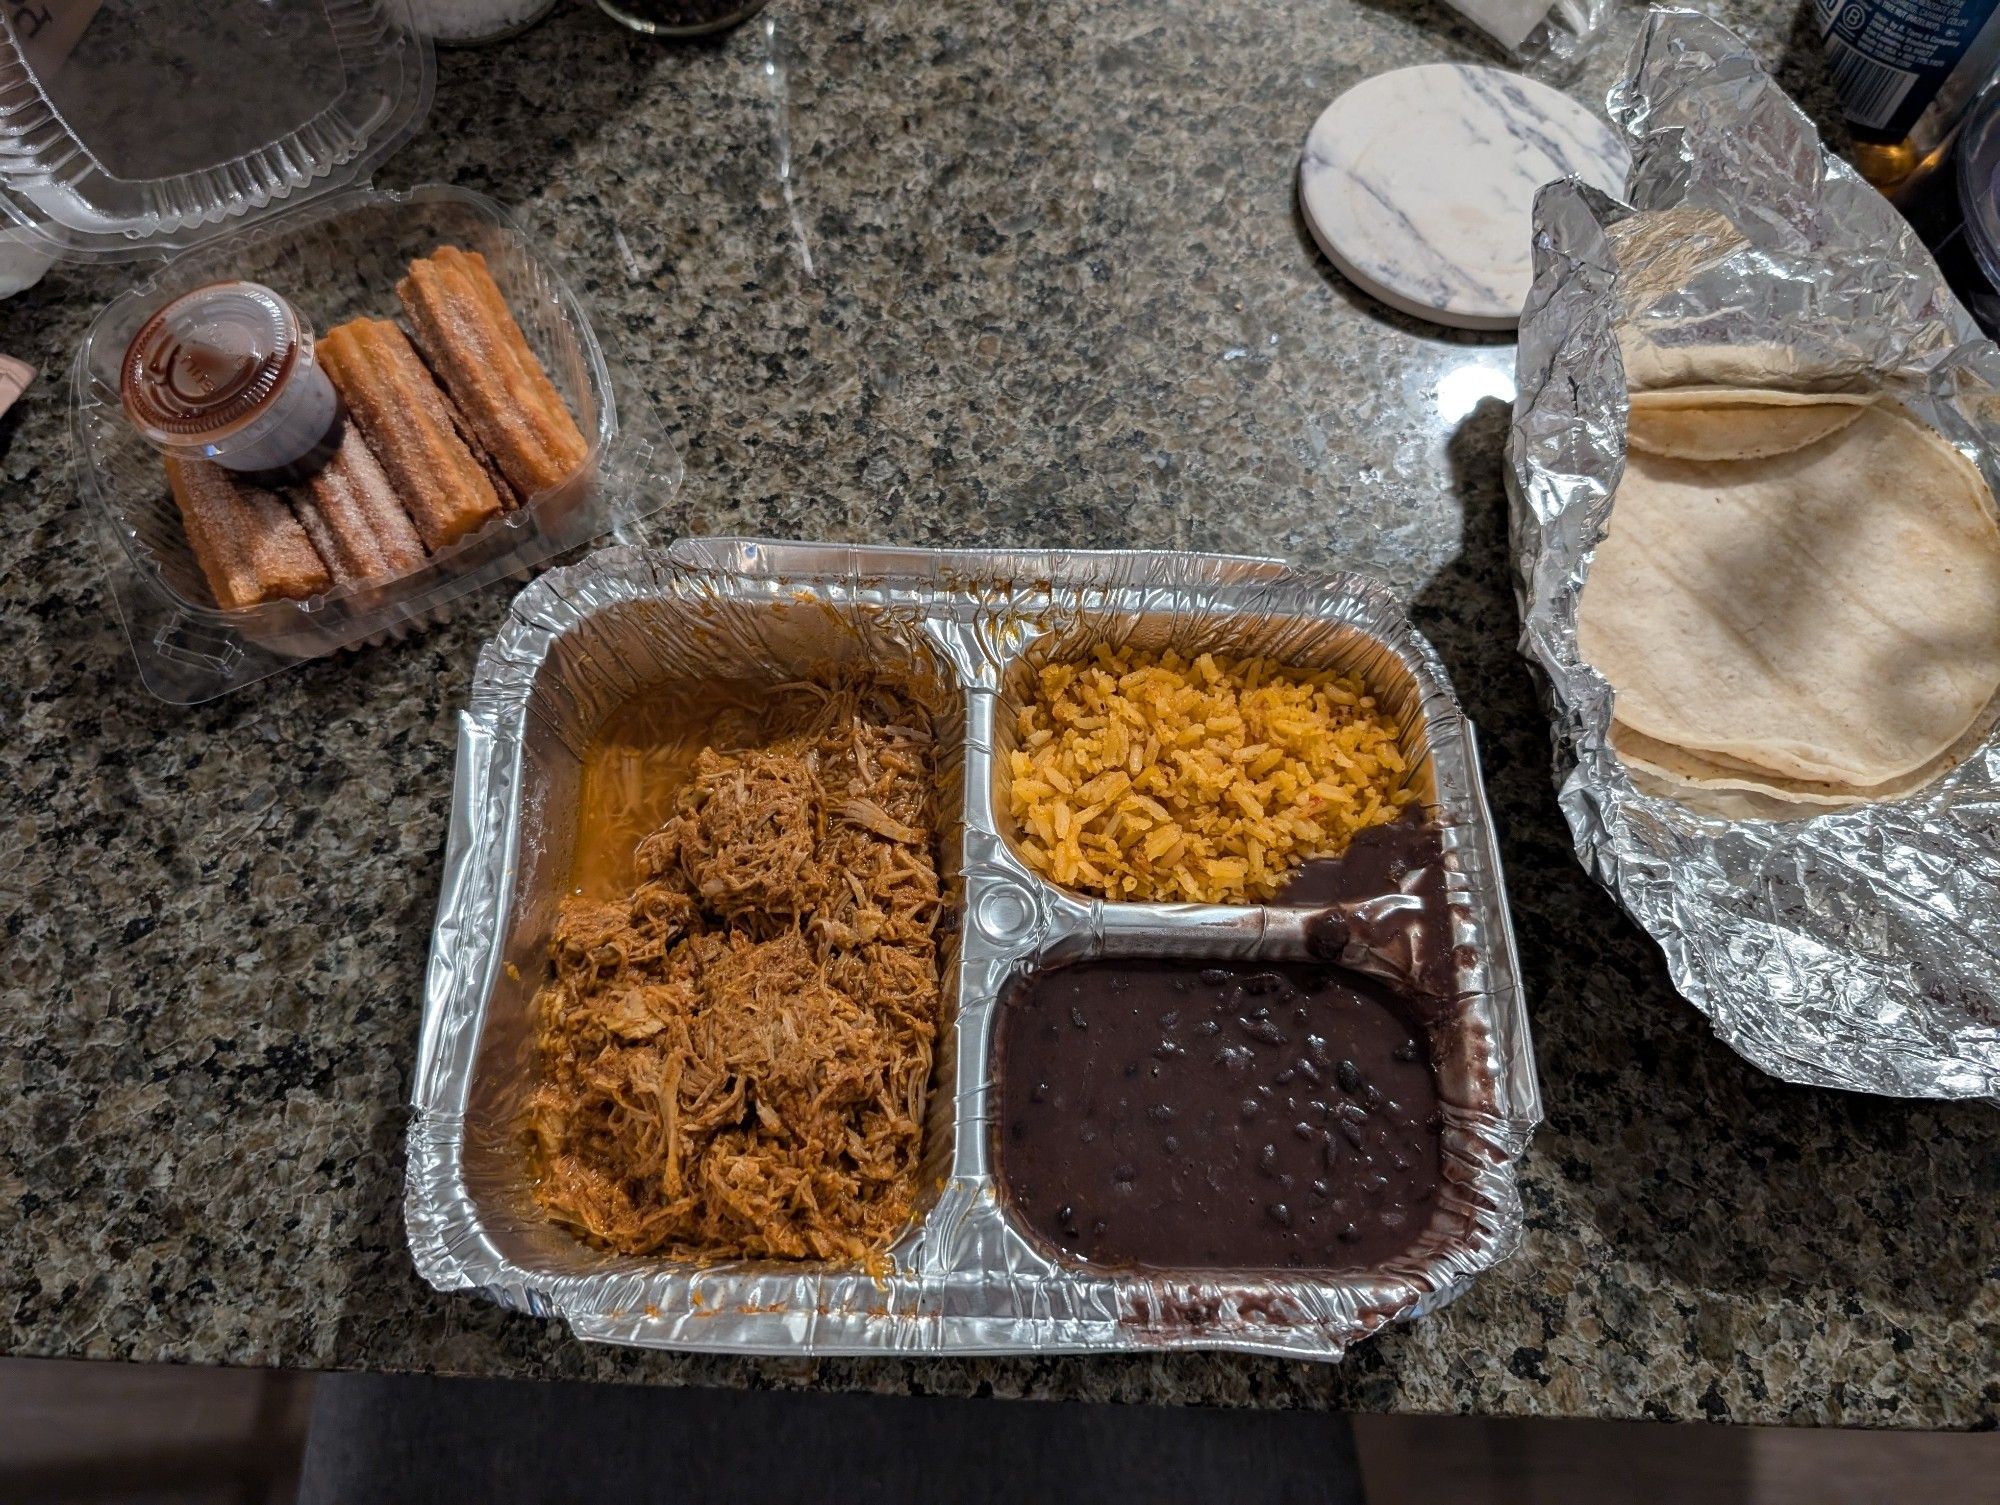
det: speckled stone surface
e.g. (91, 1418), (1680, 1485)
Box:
(2, 1), (1994, 1428)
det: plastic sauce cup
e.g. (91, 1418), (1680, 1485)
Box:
(119, 281), (343, 486)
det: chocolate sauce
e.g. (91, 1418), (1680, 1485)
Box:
(120, 280), (346, 485)
(997, 960), (1440, 1272)
(233, 401), (346, 488)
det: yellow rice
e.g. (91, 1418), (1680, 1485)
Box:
(1007, 646), (1416, 904)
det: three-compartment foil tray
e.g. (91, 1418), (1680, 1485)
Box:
(406, 539), (1540, 1361)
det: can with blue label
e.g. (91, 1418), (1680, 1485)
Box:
(1818, 0), (2000, 186)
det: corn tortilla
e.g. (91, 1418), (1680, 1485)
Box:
(1609, 721), (1952, 810)
(1626, 388), (1874, 462)
(1581, 402), (2000, 787)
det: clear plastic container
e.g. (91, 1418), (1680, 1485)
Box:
(2, 4), (682, 701)
(75, 185), (678, 701)
(1897, 81), (2000, 339)
(0, 2), (434, 264)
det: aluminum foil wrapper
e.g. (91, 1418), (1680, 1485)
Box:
(407, 540), (1540, 1359)
(1443, 0), (1610, 71)
(1508, 8), (2000, 1098)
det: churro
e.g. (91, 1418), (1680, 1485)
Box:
(165, 455), (331, 609)
(290, 421), (427, 585)
(397, 246), (588, 497)
(319, 317), (511, 551)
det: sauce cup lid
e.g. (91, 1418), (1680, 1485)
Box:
(119, 281), (307, 447)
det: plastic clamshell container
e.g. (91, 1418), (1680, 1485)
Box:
(407, 541), (1541, 1361)
(5, 4), (681, 699)
(0, 2), (432, 263)
(74, 185), (679, 702)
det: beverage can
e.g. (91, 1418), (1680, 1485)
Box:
(1819, 0), (2000, 140)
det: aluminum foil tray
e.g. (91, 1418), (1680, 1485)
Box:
(1508, 8), (2000, 1098)
(407, 539), (1539, 1360)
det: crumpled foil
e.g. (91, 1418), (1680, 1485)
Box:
(1443, 0), (1610, 72)
(406, 540), (1540, 1358)
(1507, 8), (2000, 1098)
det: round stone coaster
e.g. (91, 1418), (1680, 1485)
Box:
(1299, 64), (1628, 331)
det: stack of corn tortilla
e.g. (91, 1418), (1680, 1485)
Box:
(1579, 370), (2000, 812)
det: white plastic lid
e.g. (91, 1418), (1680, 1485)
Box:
(0, 1), (434, 264)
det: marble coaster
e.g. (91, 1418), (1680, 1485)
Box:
(1299, 64), (1628, 331)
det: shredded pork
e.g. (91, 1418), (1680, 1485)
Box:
(526, 677), (943, 1263)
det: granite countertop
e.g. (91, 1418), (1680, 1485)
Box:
(3, 0), (1995, 1429)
